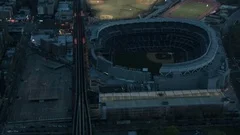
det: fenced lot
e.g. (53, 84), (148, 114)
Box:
(162, 0), (220, 20)
(88, 0), (164, 19)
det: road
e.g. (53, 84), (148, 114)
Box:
(222, 9), (240, 35)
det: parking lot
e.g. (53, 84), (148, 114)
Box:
(8, 52), (72, 121)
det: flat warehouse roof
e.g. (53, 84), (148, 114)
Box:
(100, 89), (223, 102)
(104, 96), (223, 109)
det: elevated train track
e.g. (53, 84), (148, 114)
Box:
(72, 0), (92, 135)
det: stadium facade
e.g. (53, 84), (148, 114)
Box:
(89, 18), (230, 91)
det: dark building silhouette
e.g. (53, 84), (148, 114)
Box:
(0, 71), (5, 96)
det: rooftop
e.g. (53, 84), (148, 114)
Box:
(31, 34), (50, 46)
(57, 1), (72, 12)
(104, 97), (223, 109)
(55, 35), (72, 46)
(31, 33), (72, 46)
(38, 0), (56, 5)
(9, 54), (72, 121)
(0, 6), (12, 11)
(37, 19), (56, 29)
(100, 89), (225, 108)
(100, 89), (223, 102)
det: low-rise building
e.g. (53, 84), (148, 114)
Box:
(99, 89), (235, 120)
(41, 35), (72, 56)
(31, 33), (73, 57)
(18, 8), (30, 15)
(0, 6), (13, 20)
(4, 0), (16, 13)
(37, 0), (59, 16)
(55, 1), (73, 22)
(37, 19), (57, 30)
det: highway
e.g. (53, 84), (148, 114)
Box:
(72, 0), (92, 135)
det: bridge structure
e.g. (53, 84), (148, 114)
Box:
(72, 0), (92, 135)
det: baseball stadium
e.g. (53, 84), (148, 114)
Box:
(89, 18), (230, 90)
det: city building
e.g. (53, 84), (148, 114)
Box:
(37, 0), (59, 16)
(31, 33), (73, 57)
(99, 89), (226, 120)
(0, 6), (13, 20)
(55, 1), (73, 22)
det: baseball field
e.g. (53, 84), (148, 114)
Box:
(88, 0), (165, 19)
(113, 52), (176, 74)
(162, 0), (220, 20)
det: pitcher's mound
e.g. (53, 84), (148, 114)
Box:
(100, 15), (113, 20)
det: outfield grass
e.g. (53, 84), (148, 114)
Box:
(89, 0), (164, 19)
(169, 2), (212, 19)
(113, 52), (162, 74)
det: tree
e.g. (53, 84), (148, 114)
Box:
(217, 0), (240, 5)
(208, 130), (226, 135)
(163, 126), (180, 135)
(5, 34), (14, 45)
(230, 24), (240, 45)
(228, 24), (240, 57)
(147, 127), (161, 135)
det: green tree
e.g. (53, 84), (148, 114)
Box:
(163, 126), (180, 135)
(217, 0), (240, 5)
(208, 130), (226, 135)
(228, 24), (240, 57)
(5, 34), (14, 45)
(230, 24), (240, 45)
(147, 127), (161, 135)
